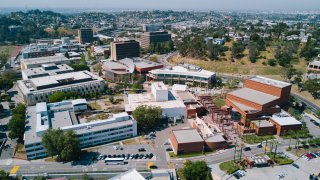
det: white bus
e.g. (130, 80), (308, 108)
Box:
(104, 158), (126, 165)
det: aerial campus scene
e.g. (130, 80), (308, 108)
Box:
(1, 0), (320, 180)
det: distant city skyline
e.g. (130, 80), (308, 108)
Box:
(2, 0), (320, 11)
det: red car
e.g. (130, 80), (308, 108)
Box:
(305, 153), (313, 159)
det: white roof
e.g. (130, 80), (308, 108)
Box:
(125, 100), (186, 112)
(249, 76), (291, 88)
(36, 102), (47, 113)
(110, 169), (145, 180)
(172, 129), (203, 143)
(271, 112), (302, 126)
(149, 66), (215, 79)
(172, 84), (187, 91)
(71, 99), (87, 106)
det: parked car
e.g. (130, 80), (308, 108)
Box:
(243, 147), (251, 151)
(311, 153), (318, 158)
(138, 148), (146, 152)
(292, 163), (299, 169)
(257, 144), (263, 148)
(166, 147), (173, 151)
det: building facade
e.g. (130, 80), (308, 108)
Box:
(140, 31), (172, 49)
(110, 40), (140, 60)
(24, 100), (137, 160)
(147, 65), (216, 88)
(78, 28), (94, 44)
(17, 71), (105, 105)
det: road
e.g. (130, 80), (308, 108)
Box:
(292, 92), (320, 113)
(0, 140), (291, 176)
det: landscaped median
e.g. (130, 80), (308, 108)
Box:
(267, 152), (294, 165)
(219, 160), (241, 174)
(242, 134), (275, 144)
(169, 151), (216, 159)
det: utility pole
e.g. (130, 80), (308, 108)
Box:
(234, 140), (237, 162)
(264, 140), (268, 154)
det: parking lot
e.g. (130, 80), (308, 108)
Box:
(228, 151), (320, 180)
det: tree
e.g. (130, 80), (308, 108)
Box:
(267, 59), (277, 66)
(42, 129), (80, 162)
(70, 64), (90, 71)
(48, 92), (66, 103)
(0, 170), (9, 180)
(231, 42), (245, 59)
(280, 65), (296, 82)
(132, 105), (162, 131)
(304, 79), (320, 99)
(248, 42), (258, 63)
(8, 103), (26, 142)
(182, 160), (212, 180)
(317, 110), (320, 117)
(64, 52), (70, 59)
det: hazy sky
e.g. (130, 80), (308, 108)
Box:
(2, 0), (320, 10)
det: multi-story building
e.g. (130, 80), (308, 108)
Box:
(125, 82), (187, 120)
(140, 31), (172, 49)
(21, 40), (81, 59)
(21, 64), (74, 80)
(110, 40), (140, 60)
(101, 58), (163, 82)
(24, 100), (137, 160)
(17, 71), (105, 105)
(147, 64), (216, 88)
(226, 76), (291, 124)
(20, 52), (81, 70)
(78, 28), (94, 44)
(307, 56), (320, 72)
(142, 24), (162, 32)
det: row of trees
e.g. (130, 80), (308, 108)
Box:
(8, 103), (26, 142)
(48, 91), (101, 103)
(177, 35), (228, 60)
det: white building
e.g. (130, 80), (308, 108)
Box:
(17, 71), (105, 105)
(147, 64), (216, 87)
(21, 63), (74, 80)
(20, 52), (81, 70)
(24, 100), (137, 160)
(125, 82), (187, 120)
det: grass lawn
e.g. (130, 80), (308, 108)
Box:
(267, 152), (293, 165)
(242, 135), (275, 144)
(88, 102), (101, 110)
(14, 143), (27, 159)
(219, 160), (241, 174)
(169, 151), (215, 158)
(213, 95), (226, 107)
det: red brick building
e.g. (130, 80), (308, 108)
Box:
(169, 129), (204, 155)
(226, 76), (292, 125)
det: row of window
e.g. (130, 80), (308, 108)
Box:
(156, 74), (209, 81)
(78, 125), (133, 137)
(79, 129), (133, 141)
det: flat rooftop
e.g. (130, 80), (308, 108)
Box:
(149, 65), (215, 79)
(125, 100), (186, 112)
(252, 120), (274, 128)
(229, 88), (279, 105)
(152, 81), (168, 91)
(172, 129), (203, 144)
(22, 64), (73, 77)
(21, 53), (80, 65)
(229, 100), (258, 112)
(110, 169), (145, 180)
(30, 71), (93, 88)
(271, 112), (302, 126)
(249, 76), (291, 88)
(175, 91), (196, 103)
